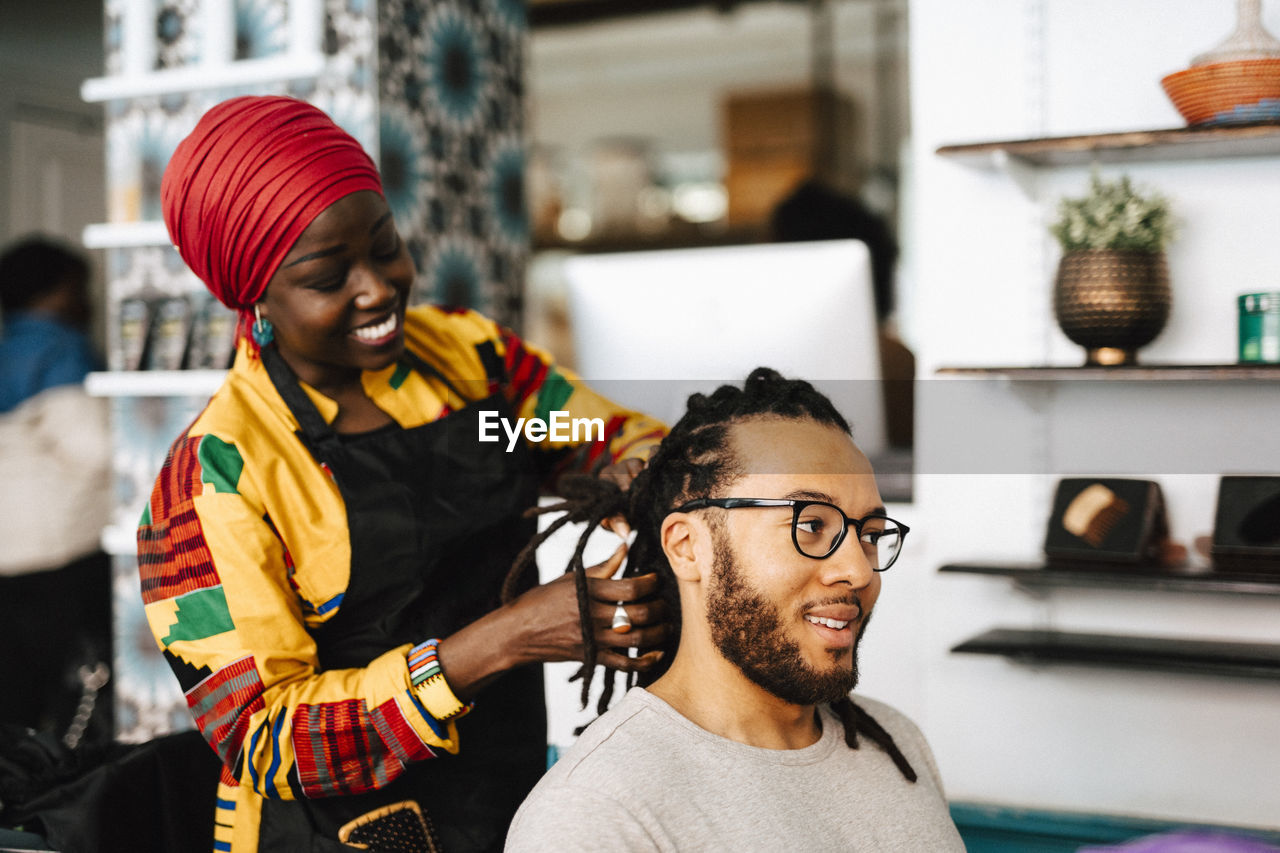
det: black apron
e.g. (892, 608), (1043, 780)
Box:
(258, 345), (546, 853)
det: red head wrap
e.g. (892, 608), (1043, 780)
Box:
(161, 96), (383, 314)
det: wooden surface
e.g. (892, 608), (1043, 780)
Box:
(936, 123), (1280, 166)
(935, 363), (1280, 380)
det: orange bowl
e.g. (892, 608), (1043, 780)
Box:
(1161, 59), (1280, 125)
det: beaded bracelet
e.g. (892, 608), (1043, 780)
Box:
(407, 639), (471, 721)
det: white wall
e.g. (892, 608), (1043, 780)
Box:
(893, 0), (1280, 829)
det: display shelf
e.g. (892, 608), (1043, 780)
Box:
(86, 370), (226, 398)
(530, 0), (755, 27)
(935, 364), (1280, 380)
(532, 223), (766, 255)
(935, 123), (1280, 167)
(940, 562), (1280, 597)
(81, 53), (325, 102)
(82, 221), (171, 249)
(951, 627), (1280, 680)
(101, 524), (139, 558)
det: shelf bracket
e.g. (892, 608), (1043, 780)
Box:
(989, 148), (1042, 202)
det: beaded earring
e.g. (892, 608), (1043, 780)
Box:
(252, 304), (274, 347)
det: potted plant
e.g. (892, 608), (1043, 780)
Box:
(1050, 172), (1175, 366)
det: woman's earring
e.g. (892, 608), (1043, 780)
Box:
(252, 304), (274, 346)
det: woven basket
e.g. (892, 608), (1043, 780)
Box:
(1161, 58), (1280, 125)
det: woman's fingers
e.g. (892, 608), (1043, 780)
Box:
(597, 458), (643, 540)
(597, 457), (645, 491)
(596, 648), (665, 673)
(578, 541), (663, 605)
(600, 513), (632, 540)
(591, 597), (666, 629)
(587, 571), (662, 603)
(582, 543), (627, 579)
(595, 622), (668, 652)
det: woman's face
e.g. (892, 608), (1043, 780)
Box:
(258, 190), (415, 393)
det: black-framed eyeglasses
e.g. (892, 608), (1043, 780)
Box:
(673, 498), (910, 570)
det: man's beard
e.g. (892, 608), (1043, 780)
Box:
(705, 530), (867, 706)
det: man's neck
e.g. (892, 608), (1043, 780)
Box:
(647, 648), (822, 750)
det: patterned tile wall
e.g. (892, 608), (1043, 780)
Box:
(378, 0), (529, 328)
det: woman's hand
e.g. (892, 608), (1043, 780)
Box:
(436, 542), (669, 699)
(436, 460), (669, 699)
(596, 457), (646, 537)
(504, 542), (668, 674)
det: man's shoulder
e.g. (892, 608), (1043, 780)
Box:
(506, 690), (675, 852)
(542, 689), (675, 786)
(515, 689), (704, 816)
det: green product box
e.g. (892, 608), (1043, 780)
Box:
(1238, 292), (1280, 363)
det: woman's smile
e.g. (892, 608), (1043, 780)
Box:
(352, 311), (399, 346)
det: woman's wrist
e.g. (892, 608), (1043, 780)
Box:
(431, 603), (529, 702)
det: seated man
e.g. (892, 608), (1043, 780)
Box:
(506, 368), (963, 851)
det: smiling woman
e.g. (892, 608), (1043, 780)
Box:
(141, 95), (669, 853)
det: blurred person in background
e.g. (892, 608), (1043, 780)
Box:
(772, 180), (915, 450)
(0, 235), (113, 748)
(0, 236), (100, 411)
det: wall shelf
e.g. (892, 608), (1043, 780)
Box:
(935, 123), (1280, 167)
(86, 370), (226, 398)
(533, 224), (767, 255)
(101, 524), (139, 558)
(529, 0), (772, 28)
(951, 627), (1280, 680)
(941, 562), (1280, 597)
(935, 364), (1280, 381)
(82, 221), (171, 249)
(81, 53), (325, 102)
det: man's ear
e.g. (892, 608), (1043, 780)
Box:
(661, 513), (704, 582)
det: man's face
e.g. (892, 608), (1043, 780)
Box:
(700, 417), (884, 705)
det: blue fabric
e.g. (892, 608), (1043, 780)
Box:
(0, 312), (101, 413)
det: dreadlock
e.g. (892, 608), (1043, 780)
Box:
(501, 475), (631, 714)
(503, 367), (917, 781)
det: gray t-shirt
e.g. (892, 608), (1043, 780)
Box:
(506, 687), (965, 852)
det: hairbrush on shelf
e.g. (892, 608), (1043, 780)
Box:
(1045, 478), (1171, 568)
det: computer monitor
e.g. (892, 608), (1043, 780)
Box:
(562, 239), (886, 456)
